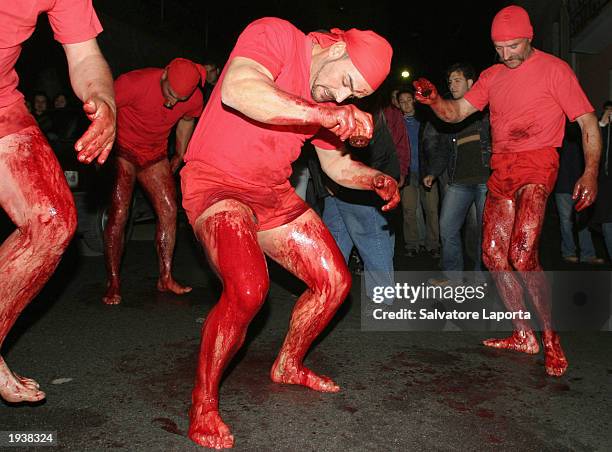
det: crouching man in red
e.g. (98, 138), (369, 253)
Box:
(414, 6), (601, 377)
(103, 58), (205, 305)
(180, 18), (398, 448)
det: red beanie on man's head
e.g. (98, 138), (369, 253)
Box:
(166, 58), (207, 98)
(308, 28), (393, 91)
(491, 5), (533, 42)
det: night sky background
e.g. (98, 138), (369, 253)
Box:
(18, 0), (512, 99)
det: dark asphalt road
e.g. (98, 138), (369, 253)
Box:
(1, 212), (611, 451)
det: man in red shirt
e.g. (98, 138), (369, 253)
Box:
(102, 58), (204, 305)
(414, 6), (601, 377)
(181, 18), (397, 448)
(0, 0), (115, 403)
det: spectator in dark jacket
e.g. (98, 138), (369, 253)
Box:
(422, 63), (491, 284)
(202, 59), (220, 106)
(49, 92), (83, 141)
(32, 91), (53, 137)
(591, 100), (612, 260)
(398, 88), (440, 257)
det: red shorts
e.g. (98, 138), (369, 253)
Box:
(487, 147), (559, 199)
(116, 144), (167, 169)
(0, 100), (37, 138)
(180, 160), (308, 231)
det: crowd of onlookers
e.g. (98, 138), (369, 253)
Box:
(26, 91), (89, 144)
(298, 62), (495, 298)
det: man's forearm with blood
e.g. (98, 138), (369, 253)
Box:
(321, 153), (400, 210)
(581, 117), (602, 175)
(222, 60), (319, 124)
(413, 78), (465, 123)
(222, 59), (372, 140)
(325, 155), (380, 189)
(230, 84), (372, 140)
(64, 40), (116, 164)
(69, 56), (114, 111)
(573, 113), (602, 211)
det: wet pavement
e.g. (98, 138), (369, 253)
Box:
(1, 215), (611, 451)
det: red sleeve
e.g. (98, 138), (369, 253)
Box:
(47, 0), (103, 44)
(384, 106), (410, 176)
(311, 127), (343, 150)
(231, 18), (298, 80)
(114, 73), (137, 109)
(464, 65), (498, 111)
(549, 61), (594, 121)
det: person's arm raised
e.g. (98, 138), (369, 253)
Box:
(413, 78), (477, 124)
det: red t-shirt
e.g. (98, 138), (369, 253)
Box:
(464, 49), (594, 153)
(0, 0), (102, 107)
(184, 17), (342, 187)
(115, 68), (203, 155)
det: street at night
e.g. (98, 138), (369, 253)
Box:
(1, 219), (610, 450)
(1, 0), (612, 450)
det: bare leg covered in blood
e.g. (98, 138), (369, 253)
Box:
(103, 157), (136, 305)
(189, 200), (350, 448)
(103, 157), (191, 305)
(137, 160), (191, 295)
(188, 200), (269, 449)
(482, 184), (568, 376)
(0, 125), (77, 402)
(259, 212), (350, 391)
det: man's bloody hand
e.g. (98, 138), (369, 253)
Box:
(372, 173), (400, 211)
(413, 78), (439, 105)
(572, 172), (598, 211)
(75, 96), (116, 165)
(310, 104), (373, 142)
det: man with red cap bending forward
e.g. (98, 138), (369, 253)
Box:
(414, 5), (601, 377)
(102, 58), (204, 305)
(180, 18), (397, 448)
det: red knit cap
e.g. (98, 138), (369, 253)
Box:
(308, 28), (393, 91)
(491, 5), (533, 42)
(166, 58), (207, 98)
